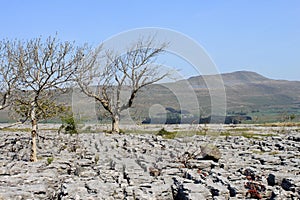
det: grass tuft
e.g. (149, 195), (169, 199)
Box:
(47, 157), (54, 165)
(0, 127), (32, 132)
(252, 150), (264, 154)
(268, 151), (279, 155)
(156, 128), (177, 139)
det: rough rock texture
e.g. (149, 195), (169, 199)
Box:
(200, 143), (221, 162)
(0, 125), (299, 199)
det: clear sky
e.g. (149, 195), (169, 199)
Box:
(1, 0), (299, 80)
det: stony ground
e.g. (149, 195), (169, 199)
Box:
(0, 124), (299, 200)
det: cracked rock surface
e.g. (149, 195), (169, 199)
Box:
(0, 125), (299, 199)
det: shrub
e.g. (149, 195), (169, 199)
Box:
(156, 128), (177, 139)
(59, 112), (78, 135)
(47, 157), (54, 165)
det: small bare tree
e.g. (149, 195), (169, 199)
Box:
(0, 40), (18, 111)
(6, 36), (86, 162)
(76, 37), (169, 133)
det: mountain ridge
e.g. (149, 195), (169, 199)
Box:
(136, 70), (300, 123)
(1, 70), (299, 123)
(188, 70), (300, 83)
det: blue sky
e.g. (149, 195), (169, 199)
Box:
(1, 0), (299, 80)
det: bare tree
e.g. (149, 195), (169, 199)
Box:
(6, 36), (86, 162)
(75, 37), (169, 133)
(0, 40), (19, 111)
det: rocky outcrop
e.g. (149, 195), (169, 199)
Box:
(200, 143), (221, 162)
(0, 126), (299, 199)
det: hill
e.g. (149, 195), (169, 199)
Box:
(1, 71), (299, 124)
(131, 71), (300, 123)
(188, 71), (270, 87)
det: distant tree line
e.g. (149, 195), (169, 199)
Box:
(142, 107), (252, 124)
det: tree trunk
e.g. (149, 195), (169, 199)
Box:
(112, 114), (120, 133)
(30, 103), (38, 162)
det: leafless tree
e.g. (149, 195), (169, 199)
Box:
(75, 37), (169, 133)
(6, 36), (87, 162)
(0, 40), (19, 111)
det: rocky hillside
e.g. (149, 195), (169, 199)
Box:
(0, 125), (299, 199)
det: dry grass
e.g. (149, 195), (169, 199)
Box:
(259, 122), (300, 127)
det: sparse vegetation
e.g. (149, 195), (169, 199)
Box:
(0, 33), (298, 167)
(94, 154), (99, 165)
(104, 129), (125, 134)
(0, 35), (88, 162)
(220, 132), (231, 137)
(47, 157), (54, 165)
(241, 132), (260, 139)
(241, 132), (277, 139)
(252, 150), (264, 154)
(227, 128), (253, 132)
(259, 122), (300, 127)
(119, 129), (155, 135)
(218, 129), (278, 139)
(59, 112), (78, 135)
(75, 36), (169, 133)
(268, 151), (279, 155)
(156, 128), (177, 139)
(0, 127), (32, 132)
